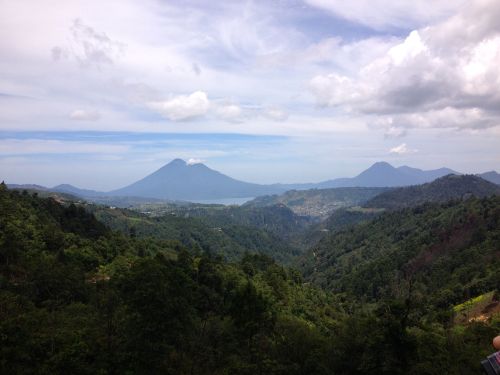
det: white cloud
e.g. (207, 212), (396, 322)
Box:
(389, 143), (417, 155)
(69, 109), (101, 121)
(387, 30), (427, 65)
(147, 91), (210, 121)
(187, 158), (205, 165)
(309, 73), (364, 107)
(309, 0), (500, 132)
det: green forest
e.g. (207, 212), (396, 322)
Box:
(1, 183), (499, 374)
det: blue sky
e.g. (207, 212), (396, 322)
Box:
(1, 0), (499, 190)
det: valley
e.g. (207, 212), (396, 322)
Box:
(2, 163), (500, 374)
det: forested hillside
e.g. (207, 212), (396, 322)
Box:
(91, 205), (303, 263)
(301, 196), (500, 312)
(162, 203), (315, 240)
(1, 184), (499, 374)
(364, 175), (500, 210)
(300, 207), (385, 246)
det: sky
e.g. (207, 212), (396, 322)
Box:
(0, 0), (499, 190)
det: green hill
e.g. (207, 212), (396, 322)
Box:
(91, 205), (303, 263)
(297, 175), (499, 250)
(364, 174), (500, 210)
(300, 196), (500, 311)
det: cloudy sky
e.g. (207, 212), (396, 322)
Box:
(1, 0), (499, 190)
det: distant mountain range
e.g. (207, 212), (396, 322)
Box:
(316, 162), (460, 188)
(6, 159), (500, 201)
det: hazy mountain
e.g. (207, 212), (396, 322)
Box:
(364, 174), (500, 210)
(316, 161), (459, 188)
(6, 184), (81, 201)
(52, 184), (104, 197)
(7, 183), (50, 191)
(109, 159), (281, 200)
(478, 171), (500, 185)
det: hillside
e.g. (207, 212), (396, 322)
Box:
(91, 205), (304, 263)
(365, 174), (500, 210)
(300, 196), (500, 310)
(245, 187), (389, 218)
(300, 207), (385, 247)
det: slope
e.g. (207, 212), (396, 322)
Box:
(364, 174), (500, 210)
(300, 196), (500, 310)
(90, 204), (304, 263)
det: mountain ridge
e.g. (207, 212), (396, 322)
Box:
(6, 159), (498, 202)
(316, 162), (459, 188)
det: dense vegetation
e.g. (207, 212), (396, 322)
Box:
(1, 184), (499, 374)
(301, 196), (500, 311)
(299, 207), (385, 247)
(91, 204), (305, 263)
(364, 175), (500, 210)
(161, 203), (315, 239)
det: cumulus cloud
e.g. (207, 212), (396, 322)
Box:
(309, 73), (364, 107)
(147, 91), (210, 121)
(69, 109), (101, 121)
(389, 143), (417, 155)
(309, 0), (500, 132)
